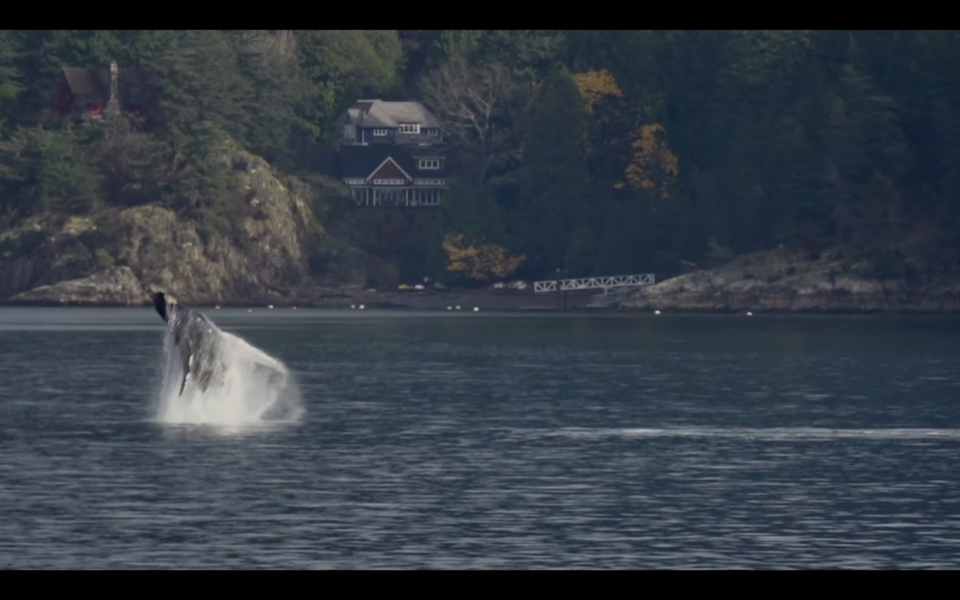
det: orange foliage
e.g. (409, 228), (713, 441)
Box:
(442, 233), (526, 281)
(621, 123), (680, 200)
(572, 69), (623, 115)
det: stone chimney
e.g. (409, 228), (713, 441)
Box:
(107, 60), (119, 115)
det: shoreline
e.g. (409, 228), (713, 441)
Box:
(7, 242), (960, 316)
(5, 294), (960, 316)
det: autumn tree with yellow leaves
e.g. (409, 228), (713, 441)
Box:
(621, 123), (680, 201)
(572, 69), (623, 116)
(442, 233), (525, 282)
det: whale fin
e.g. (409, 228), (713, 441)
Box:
(179, 353), (193, 396)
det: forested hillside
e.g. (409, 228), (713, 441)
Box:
(2, 30), (960, 289)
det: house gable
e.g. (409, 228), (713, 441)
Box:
(336, 143), (447, 208)
(368, 157), (412, 183)
(51, 63), (161, 119)
(338, 144), (445, 185)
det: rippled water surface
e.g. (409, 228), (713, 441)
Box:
(3, 307), (960, 569)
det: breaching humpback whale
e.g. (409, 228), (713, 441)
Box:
(150, 288), (290, 399)
(151, 289), (228, 396)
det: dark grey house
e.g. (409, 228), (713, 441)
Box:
(333, 99), (444, 146)
(333, 100), (448, 207)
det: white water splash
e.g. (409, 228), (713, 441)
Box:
(550, 426), (960, 441)
(153, 321), (304, 429)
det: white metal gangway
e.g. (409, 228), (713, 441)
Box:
(532, 273), (655, 293)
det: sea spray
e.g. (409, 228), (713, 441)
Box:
(154, 316), (304, 428)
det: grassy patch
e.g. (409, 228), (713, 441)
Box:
(96, 248), (116, 268)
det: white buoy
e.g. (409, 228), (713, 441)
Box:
(455, 305), (461, 310)
(746, 311), (753, 316)
(359, 304), (365, 310)
(350, 304), (356, 309)
(654, 309), (661, 315)
(446, 306), (452, 310)
(214, 305), (221, 310)
(268, 304), (274, 309)
(473, 307), (479, 312)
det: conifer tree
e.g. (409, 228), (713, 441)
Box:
(515, 65), (591, 275)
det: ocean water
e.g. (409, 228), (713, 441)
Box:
(2, 307), (960, 569)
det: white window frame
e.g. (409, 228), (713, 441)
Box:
(418, 159), (440, 170)
(428, 129), (438, 136)
(373, 178), (405, 185)
(398, 123), (420, 134)
(372, 128), (388, 136)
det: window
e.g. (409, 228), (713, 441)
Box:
(419, 159), (440, 170)
(372, 128), (388, 136)
(398, 123), (420, 134)
(428, 129), (438, 136)
(373, 178), (405, 185)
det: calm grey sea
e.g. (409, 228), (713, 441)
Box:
(2, 306), (960, 569)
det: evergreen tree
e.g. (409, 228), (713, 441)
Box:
(426, 30), (483, 68)
(0, 30), (22, 132)
(149, 30), (250, 142)
(0, 122), (99, 217)
(228, 30), (303, 166)
(294, 30), (403, 142)
(475, 30), (566, 81)
(437, 180), (507, 245)
(515, 66), (592, 275)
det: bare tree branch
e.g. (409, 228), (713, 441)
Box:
(418, 57), (521, 185)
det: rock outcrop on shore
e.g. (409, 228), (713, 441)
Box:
(8, 266), (149, 306)
(620, 246), (960, 314)
(0, 145), (368, 307)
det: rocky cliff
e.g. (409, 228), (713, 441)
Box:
(620, 244), (960, 314)
(0, 145), (368, 306)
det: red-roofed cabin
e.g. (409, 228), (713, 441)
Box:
(50, 61), (161, 120)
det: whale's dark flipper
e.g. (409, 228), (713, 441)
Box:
(153, 290), (171, 323)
